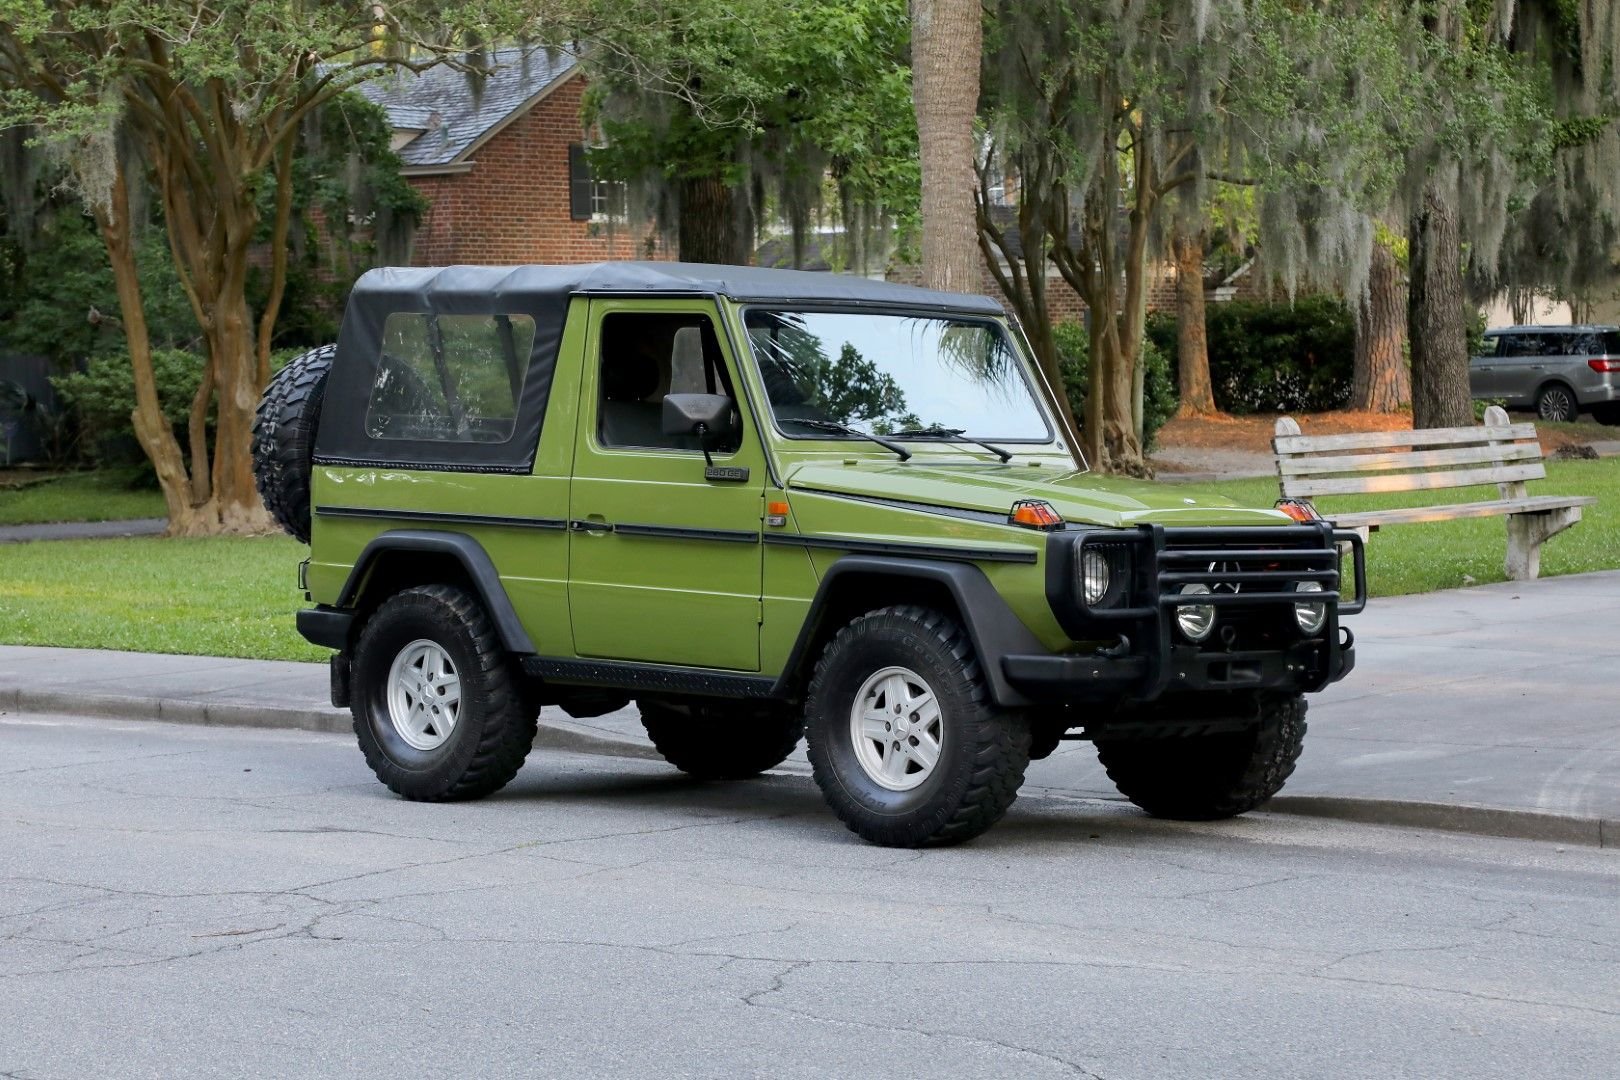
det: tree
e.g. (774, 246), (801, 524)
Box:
(0, 2), (544, 533)
(1172, 226), (1216, 416)
(910, 0), (980, 292)
(978, 1), (1416, 473)
(1352, 224), (1410, 412)
(577, 0), (918, 268)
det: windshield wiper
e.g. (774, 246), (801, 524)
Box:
(790, 418), (911, 461)
(893, 425), (1013, 463)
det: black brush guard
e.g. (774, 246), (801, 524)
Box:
(1004, 522), (1365, 701)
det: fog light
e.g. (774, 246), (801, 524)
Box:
(1176, 584), (1216, 641)
(1294, 580), (1327, 634)
(1081, 549), (1112, 606)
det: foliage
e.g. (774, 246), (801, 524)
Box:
(0, 211), (197, 366)
(578, 0), (918, 267)
(801, 344), (908, 426)
(1052, 322), (1177, 452)
(53, 348), (204, 464)
(1147, 298), (1355, 415)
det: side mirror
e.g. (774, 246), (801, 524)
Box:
(662, 393), (738, 441)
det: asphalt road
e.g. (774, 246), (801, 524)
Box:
(3, 714), (1617, 1080)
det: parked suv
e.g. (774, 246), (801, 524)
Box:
(1470, 325), (1620, 423)
(253, 263), (1364, 847)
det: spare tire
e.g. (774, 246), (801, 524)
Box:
(252, 343), (334, 544)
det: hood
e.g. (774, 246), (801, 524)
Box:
(784, 461), (1287, 528)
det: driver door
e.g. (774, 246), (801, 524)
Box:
(566, 299), (766, 671)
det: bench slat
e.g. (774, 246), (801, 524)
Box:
(1327, 495), (1595, 529)
(1284, 462), (1547, 498)
(1276, 442), (1543, 477)
(1274, 424), (1538, 454)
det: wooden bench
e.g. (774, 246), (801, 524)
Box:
(1272, 406), (1595, 581)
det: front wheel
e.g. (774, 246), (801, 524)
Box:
(351, 584), (537, 801)
(1094, 692), (1306, 821)
(804, 605), (1031, 847)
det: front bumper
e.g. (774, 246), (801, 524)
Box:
(1009, 522), (1364, 702)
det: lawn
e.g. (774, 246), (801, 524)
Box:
(0, 470), (167, 525)
(0, 459), (1615, 662)
(0, 534), (323, 661)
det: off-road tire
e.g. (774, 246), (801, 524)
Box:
(252, 343), (334, 544)
(804, 605), (1031, 847)
(351, 584), (537, 802)
(638, 700), (803, 780)
(1029, 719), (1067, 761)
(1094, 692), (1307, 820)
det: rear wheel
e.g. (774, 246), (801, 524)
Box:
(639, 699), (803, 780)
(804, 605), (1031, 847)
(351, 584), (537, 801)
(1536, 382), (1578, 423)
(1094, 692), (1306, 821)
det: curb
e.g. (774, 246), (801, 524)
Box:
(4, 688), (1611, 848)
(1266, 795), (1613, 849)
(1, 687), (663, 762)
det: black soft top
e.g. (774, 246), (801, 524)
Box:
(348, 262), (1005, 314)
(317, 263), (1004, 475)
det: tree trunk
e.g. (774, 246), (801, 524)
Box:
(1352, 235), (1409, 412)
(1173, 229), (1216, 415)
(911, 0), (981, 293)
(92, 165), (205, 534)
(1408, 174), (1472, 428)
(678, 174), (747, 264)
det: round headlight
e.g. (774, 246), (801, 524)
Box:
(1294, 580), (1327, 635)
(1176, 583), (1216, 642)
(1081, 549), (1112, 606)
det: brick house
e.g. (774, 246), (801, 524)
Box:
(359, 47), (657, 266)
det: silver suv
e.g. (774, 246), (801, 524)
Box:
(1471, 325), (1620, 424)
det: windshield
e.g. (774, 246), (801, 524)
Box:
(743, 309), (1052, 442)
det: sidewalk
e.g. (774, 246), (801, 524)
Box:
(0, 518), (166, 544)
(3, 570), (1617, 846)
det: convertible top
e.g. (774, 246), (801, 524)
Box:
(317, 262), (1006, 474)
(349, 262), (1006, 315)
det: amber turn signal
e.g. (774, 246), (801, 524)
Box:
(1009, 499), (1063, 529)
(1274, 498), (1321, 523)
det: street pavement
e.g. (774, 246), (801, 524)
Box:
(3, 570), (1618, 843)
(1, 714), (1617, 1079)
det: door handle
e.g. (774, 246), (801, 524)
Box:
(570, 519), (613, 534)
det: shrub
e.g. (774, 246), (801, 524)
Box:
(52, 349), (206, 466)
(1147, 296), (1355, 414)
(1052, 321), (1177, 451)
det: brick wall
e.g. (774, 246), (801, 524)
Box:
(407, 75), (660, 266)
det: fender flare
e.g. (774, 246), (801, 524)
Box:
(775, 555), (1046, 707)
(336, 529), (535, 654)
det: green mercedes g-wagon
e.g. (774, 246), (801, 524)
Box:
(253, 262), (1363, 847)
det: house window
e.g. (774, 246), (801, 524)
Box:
(569, 143), (623, 222)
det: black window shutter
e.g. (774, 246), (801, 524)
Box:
(568, 144), (593, 221)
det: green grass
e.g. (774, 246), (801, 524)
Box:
(0, 535), (322, 661)
(1188, 458), (1620, 596)
(0, 470), (167, 526)
(0, 459), (1615, 661)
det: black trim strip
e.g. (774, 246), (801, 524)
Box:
(313, 456), (532, 475)
(523, 656), (779, 699)
(612, 522), (760, 544)
(791, 487), (1015, 526)
(316, 505), (567, 530)
(761, 532), (1037, 564)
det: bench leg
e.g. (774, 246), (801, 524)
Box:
(1505, 507), (1583, 581)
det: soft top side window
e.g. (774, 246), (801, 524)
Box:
(365, 313), (537, 444)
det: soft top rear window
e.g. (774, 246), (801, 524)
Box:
(364, 313), (537, 444)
